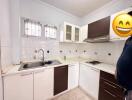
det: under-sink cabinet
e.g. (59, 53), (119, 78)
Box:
(3, 72), (34, 100)
(3, 68), (54, 100)
(34, 68), (54, 100)
(79, 63), (100, 100)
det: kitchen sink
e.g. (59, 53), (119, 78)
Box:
(85, 60), (102, 65)
(19, 60), (62, 71)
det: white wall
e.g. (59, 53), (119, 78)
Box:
(0, 0), (11, 99)
(19, 0), (81, 61)
(78, 0), (131, 65)
(81, 0), (132, 25)
(79, 41), (125, 65)
(0, 0), (12, 70)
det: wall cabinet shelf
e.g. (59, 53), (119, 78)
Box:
(60, 22), (81, 43)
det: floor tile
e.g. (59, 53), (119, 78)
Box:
(51, 88), (93, 100)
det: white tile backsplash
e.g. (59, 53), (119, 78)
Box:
(79, 41), (125, 65)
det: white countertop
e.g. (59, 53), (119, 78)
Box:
(80, 62), (116, 75)
(2, 57), (116, 77)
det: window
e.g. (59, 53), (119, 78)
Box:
(24, 19), (42, 37)
(44, 25), (57, 39)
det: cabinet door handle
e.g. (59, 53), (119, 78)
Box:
(69, 65), (75, 67)
(104, 89), (116, 98)
(20, 72), (32, 76)
(90, 67), (99, 72)
(59, 66), (67, 69)
(34, 70), (44, 74)
(104, 81), (117, 89)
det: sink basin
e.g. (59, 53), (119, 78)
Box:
(19, 60), (62, 71)
(85, 61), (102, 65)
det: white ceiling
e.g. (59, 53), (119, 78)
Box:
(40, 0), (111, 17)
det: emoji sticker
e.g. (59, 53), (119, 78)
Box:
(112, 13), (132, 37)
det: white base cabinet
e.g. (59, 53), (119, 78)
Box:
(79, 64), (100, 100)
(68, 63), (79, 90)
(34, 68), (54, 100)
(3, 72), (33, 100)
(3, 68), (54, 100)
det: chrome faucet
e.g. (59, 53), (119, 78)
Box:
(38, 49), (45, 62)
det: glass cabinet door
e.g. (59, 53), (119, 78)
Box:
(66, 25), (72, 41)
(75, 27), (79, 42)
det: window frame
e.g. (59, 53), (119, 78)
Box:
(21, 17), (43, 38)
(44, 25), (57, 39)
(20, 17), (57, 40)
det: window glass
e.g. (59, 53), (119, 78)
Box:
(44, 25), (57, 39)
(24, 19), (42, 37)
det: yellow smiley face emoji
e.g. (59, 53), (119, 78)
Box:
(112, 13), (132, 37)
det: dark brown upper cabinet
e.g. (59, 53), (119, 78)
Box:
(88, 16), (110, 39)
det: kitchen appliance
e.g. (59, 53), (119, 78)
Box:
(84, 16), (110, 43)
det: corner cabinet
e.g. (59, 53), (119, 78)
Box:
(79, 63), (100, 100)
(60, 22), (81, 43)
(3, 72), (34, 100)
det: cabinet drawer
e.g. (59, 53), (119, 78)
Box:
(101, 79), (124, 97)
(100, 71), (117, 84)
(103, 88), (125, 100)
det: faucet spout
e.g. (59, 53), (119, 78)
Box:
(38, 49), (45, 62)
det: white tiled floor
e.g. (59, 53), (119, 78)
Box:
(51, 88), (93, 100)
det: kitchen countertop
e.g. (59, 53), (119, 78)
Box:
(80, 62), (116, 75)
(2, 57), (116, 77)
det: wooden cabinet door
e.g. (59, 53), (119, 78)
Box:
(4, 72), (33, 100)
(34, 69), (54, 100)
(99, 71), (125, 100)
(54, 65), (68, 95)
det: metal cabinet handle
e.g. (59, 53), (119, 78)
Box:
(59, 66), (67, 69)
(69, 65), (75, 67)
(90, 67), (99, 72)
(104, 81), (117, 89)
(34, 70), (44, 74)
(104, 89), (116, 98)
(20, 72), (32, 76)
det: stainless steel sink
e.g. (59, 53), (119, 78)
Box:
(19, 60), (62, 71)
